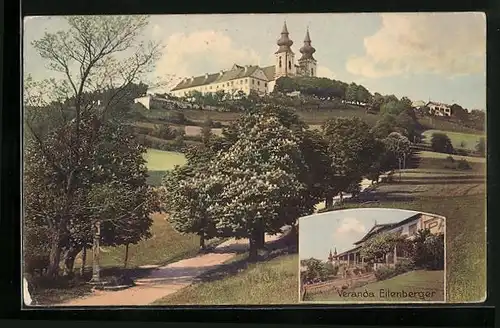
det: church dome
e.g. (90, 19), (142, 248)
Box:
(276, 21), (293, 52)
(299, 29), (316, 60)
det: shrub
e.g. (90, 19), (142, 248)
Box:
(352, 267), (363, 276)
(150, 124), (177, 140)
(456, 159), (472, 170)
(332, 265), (339, 277)
(394, 258), (415, 274)
(131, 125), (152, 135)
(412, 230), (445, 270)
(476, 137), (486, 156)
(444, 158), (472, 170)
(374, 266), (398, 281)
(158, 111), (187, 124)
(23, 223), (51, 277)
(108, 274), (135, 287)
(455, 148), (471, 156)
(431, 132), (454, 154)
(184, 135), (204, 142)
(445, 155), (455, 163)
(423, 235), (445, 270)
(212, 121), (223, 128)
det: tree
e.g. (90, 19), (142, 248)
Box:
(366, 138), (392, 183)
(369, 92), (385, 112)
(430, 132), (454, 154)
(476, 137), (486, 156)
(162, 167), (218, 251)
(322, 117), (379, 206)
(295, 129), (335, 208)
(360, 232), (406, 263)
(380, 100), (407, 116)
(162, 126), (223, 251)
(345, 83), (358, 103)
(355, 85), (372, 104)
(384, 132), (412, 176)
(201, 118), (213, 145)
(469, 109), (485, 131)
(450, 103), (469, 123)
(24, 15), (162, 278)
(301, 258), (332, 283)
(371, 114), (398, 139)
(208, 116), (307, 260)
(412, 229), (444, 270)
(400, 96), (413, 109)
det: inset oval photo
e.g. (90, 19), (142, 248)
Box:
(299, 208), (446, 303)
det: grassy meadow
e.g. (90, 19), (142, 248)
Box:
(154, 254), (299, 305)
(305, 270), (445, 303)
(144, 148), (187, 186)
(76, 213), (209, 270)
(422, 129), (485, 151)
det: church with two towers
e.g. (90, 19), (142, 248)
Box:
(169, 22), (318, 97)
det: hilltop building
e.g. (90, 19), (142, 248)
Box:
(426, 101), (452, 117)
(169, 22), (318, 98)
(328, 213), (445, 270)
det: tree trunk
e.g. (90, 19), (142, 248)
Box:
(80, 247), (87, 276)
(339, 192), (344, 204)
(249, 234), (258, 261)
(325, 191), (334, 209)
(124, 244), (129, 268)
(255, 220), (266, 251)
(256, 229), (265, 250)
(398, 158), (402, 181)
(64, 246), (81, 277)
(90, 221), (101, 283)
(199, 231), (206, 250)
(47, 232), (62, 278)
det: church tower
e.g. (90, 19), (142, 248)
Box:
(298, 28), (317, 77)
(275, 21), (296, 79)
(328, 249), (334, 262)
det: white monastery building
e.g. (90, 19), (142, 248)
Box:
(169, 22), (318, 98)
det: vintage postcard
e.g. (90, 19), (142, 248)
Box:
(299, 209), (446, 303)
(22, 12), (485, 307)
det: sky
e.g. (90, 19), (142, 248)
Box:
(299, 208), (421, 261)
(23, 12), (486, 110)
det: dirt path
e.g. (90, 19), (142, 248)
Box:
(56, 233), (284, 306)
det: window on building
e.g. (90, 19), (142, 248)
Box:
(231, 81), (234, 86)
(409, 223), (418, 235)
(257, 81), (260, 86)
(288, 61), (291, 70)
(252, 79), (255, 84)
(246, 78), (249, 83)
(424, 220), (439, 230)
(279, 57), (282, 68)
(311, 68), (314, 75)
(265, 83), (267, 87)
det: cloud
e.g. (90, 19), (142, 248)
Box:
(346, 13), (486, 78)
(317, 65), (336, 79)
(154, 29), (262, 90)
(335, 217), (367, 235)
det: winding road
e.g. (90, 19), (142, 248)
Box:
(56, 232), (285, 306)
